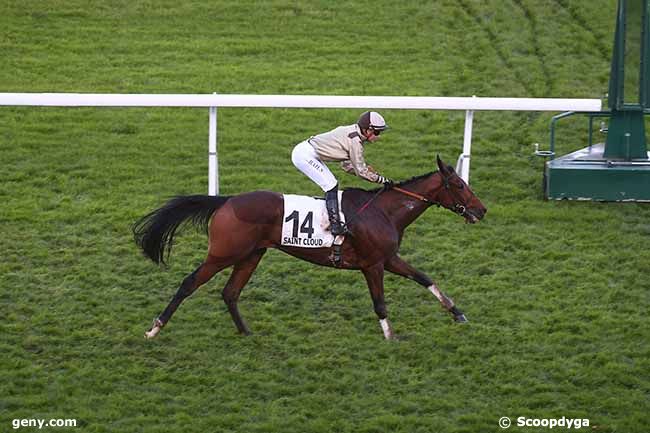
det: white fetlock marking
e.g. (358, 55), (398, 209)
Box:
(144, 326), (160, 339)
(379, 318), (393, 339)
(145, 319), (162, 339)
(428, 284), (444, 303)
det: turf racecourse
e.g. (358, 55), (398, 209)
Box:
(1, 1), (649, 432)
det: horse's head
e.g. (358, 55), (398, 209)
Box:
(432, 156), (487, 224)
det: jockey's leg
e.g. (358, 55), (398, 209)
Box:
(325, 184), (346, 236)
(385, 255), (467, 322)
(291, 141), (345, 235)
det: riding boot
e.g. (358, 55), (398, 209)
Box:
(325, 185), (347, 236)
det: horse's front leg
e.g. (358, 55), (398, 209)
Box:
(361, 263), (397, 340)
(385, 255), (467, 322)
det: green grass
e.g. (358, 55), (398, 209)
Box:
(1, 1), (650, 432)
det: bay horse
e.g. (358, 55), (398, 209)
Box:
(133, 156), (486, 340)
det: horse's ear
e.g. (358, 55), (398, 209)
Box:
(436, 155), (447, 173)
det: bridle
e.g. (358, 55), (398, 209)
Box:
(393, 172), (471, 218)
(353, 171), (472, 221)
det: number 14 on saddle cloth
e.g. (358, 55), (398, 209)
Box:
(281, 193), (345, 248)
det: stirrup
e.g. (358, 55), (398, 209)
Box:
(330, 222), (348, 236)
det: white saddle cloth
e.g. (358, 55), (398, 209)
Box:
(281, 192), (345, 248)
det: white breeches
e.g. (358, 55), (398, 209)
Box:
(291, 140), (338, 192)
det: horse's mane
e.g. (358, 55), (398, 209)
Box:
(344, 171), (436, 195)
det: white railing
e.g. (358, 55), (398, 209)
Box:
(0, 93), (602, 194)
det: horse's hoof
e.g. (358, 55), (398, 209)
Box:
(454, 314), (468, 323)
(144, 319), (163, 339)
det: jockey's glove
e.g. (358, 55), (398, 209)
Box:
(380, 178), (394, 189)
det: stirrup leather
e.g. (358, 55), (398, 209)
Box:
(330, 233), (345, 267)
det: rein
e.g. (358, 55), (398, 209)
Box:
(351, 171), (470, 223)
(392, 186), (432, 204)
(355, 188), (385, 215)
(389, 174), (472, 219)
(355, 185), (435, 218)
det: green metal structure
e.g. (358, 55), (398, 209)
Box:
(543, 0), (650, 201)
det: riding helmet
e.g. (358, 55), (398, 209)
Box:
(357, 111), (388, 132)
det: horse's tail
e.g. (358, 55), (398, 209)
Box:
(132, 195), (231, 265)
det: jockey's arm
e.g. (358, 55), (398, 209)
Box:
(340, 160), (355, 175)
(346, 145), (391, 184)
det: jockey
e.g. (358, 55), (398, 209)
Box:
(291, 111), (393, 236)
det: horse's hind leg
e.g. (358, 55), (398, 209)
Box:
(145, 256), (228, 339)
(385, 255), (467, 323)
(222, 248), (267, 335)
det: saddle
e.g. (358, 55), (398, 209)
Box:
(281, 194), (347, 266)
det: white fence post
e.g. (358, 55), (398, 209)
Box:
(208, 105), (218, 196)
(456, 108), (474, 183)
